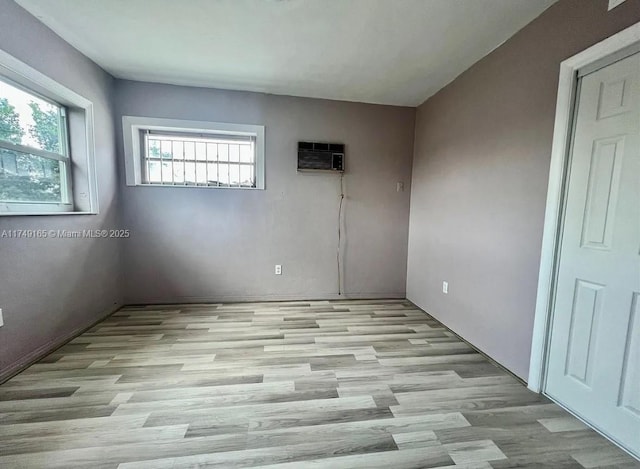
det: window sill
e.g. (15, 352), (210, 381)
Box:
(0, 210), (98, 217)
(131, 183), (264, 191)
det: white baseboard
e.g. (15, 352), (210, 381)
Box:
(0, 303), (121, 384)
(123, 292), (406, 305)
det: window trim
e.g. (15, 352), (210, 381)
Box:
(0, 77), (73, 206)
(0, 48), (98, 216)
(122, 116), (265, 190)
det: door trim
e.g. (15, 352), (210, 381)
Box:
(528, 21), (640, 393)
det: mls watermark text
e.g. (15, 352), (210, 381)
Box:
(1, 229), (130, 239)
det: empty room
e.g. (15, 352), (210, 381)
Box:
(0, 0), (639, 467)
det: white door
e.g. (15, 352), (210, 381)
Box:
(545, 51), (640, 457)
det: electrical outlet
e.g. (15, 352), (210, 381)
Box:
(275, 265), (282, 275)
(442, 281), (448, 294)
(396, 182), (404, 192)
(0, 308), (3, 327)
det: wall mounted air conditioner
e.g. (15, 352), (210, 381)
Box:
(297, 141), (344, 172)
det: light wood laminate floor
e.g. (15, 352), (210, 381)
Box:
(0, 299), (638, 468)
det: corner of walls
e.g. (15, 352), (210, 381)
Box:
(0, 0), (125, 379)
(405, 0), (640, 381)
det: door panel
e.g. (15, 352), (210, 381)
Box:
(565, 279), (603, 386)
(597, 75), (633, 119)
(580, 136), (624, 250)
(619, 292), (639, 416)
(545, 51), (640, 457)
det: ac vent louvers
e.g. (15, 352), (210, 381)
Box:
(297, 141), (344, 172)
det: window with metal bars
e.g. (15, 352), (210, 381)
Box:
(141, 130), (257, 187)
(123, 116), (265, 190)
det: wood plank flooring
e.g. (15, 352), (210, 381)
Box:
(0, 299), (637, 468)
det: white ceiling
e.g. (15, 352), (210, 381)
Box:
(16, 0), (557, 106)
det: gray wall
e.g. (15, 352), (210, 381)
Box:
(407, 0), (640, 380)
(0, 0), (121, 380)
(115, 81), (415, 304)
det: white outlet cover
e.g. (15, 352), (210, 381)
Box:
(442, 282), (448, 294)
(0, 308), (3, 327)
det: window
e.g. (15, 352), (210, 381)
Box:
(0, 77), (71, 209)
(0, 49), (97, 215)
(143, 131), (256, 187)
(123, 116), (265, 190)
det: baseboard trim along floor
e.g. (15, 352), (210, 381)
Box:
(0, 303), (121, 385)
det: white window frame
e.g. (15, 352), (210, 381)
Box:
(123, 116), (265, 190)
(0, 48), (98, 216)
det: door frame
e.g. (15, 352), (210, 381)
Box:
(528, 21), (640, 393)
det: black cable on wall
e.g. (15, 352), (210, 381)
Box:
(337, 173), (344, 295)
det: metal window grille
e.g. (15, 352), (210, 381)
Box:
(141, 130), (257, 188)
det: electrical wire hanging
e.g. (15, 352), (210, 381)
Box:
(337, 173), (345, 295)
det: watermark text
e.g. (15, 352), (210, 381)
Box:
(1, 229), (130, 239)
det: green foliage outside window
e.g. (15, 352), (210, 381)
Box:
(0, 98), (62, 202)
